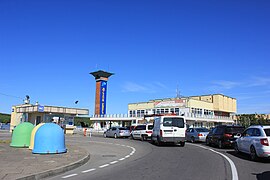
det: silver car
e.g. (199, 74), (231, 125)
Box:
(104, 127), (130, 138)
(186, 127), (209, 143)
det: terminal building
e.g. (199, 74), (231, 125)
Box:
(10, 103), (89, 133)
(128, 94), (236, 128)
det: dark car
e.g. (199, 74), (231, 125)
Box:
(206, 125), (245, 148)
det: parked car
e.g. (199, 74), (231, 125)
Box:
(234, 125), (270, 161)
(151, 115), (186, 146)
(186, 127), (209, 143)
(206, 125), (245, 148)
(131, 124), (153, 141)
(103, 127), (130, 138)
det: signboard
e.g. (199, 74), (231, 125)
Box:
(154, 99), (186, 108)
(99, 80), (107, 115)
(38, 105), (44, 112)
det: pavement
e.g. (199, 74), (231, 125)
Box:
(0, 131), (90, 180)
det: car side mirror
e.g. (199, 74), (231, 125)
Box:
(235, 133), (242, 138)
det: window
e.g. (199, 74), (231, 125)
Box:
(264, 129), (270, 136)
(136, 125), (146, 130)
(243, 129), (253, 137)
(252, 128), (261, 136)
(215, 127), (224, 134)
(163, 117), (184, 128)
(161, 109), (164, 114)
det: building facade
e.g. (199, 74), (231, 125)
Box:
(128, 94), (236, 128)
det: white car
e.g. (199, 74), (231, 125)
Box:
(151, 115), (186, 146)
(131, 124), (153, 141)
(234, 125), (270, 161)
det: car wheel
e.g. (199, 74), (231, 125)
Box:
(234, 142), (239, 153)
(103, 133), (106, 138)
(218, 140), (223, 149)
(179, 141), (185, 147)
(150, 136), (155, 144)
(191, 137), (195, 143)
(250, 146), (258, 161)
(206, 138), (210, 146)
(114, 133), (117, 139)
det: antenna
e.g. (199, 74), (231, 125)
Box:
(176, 84), (180, 98)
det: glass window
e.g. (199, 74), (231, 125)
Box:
(252, 128), (261, 136)
(161, 109), (165, 114)
(163, 117), (184, 128)
(195, 128), (209, 132)
(264, 129), (270, 136)
(225, 127), (245, 134)
(147, 125), (153, 130)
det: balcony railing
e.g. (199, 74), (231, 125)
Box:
(90, 113), (234, 120)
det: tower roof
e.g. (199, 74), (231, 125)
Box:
(90, 70), (114, 80)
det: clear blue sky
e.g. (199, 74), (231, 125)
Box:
(1, 0), (270, 115)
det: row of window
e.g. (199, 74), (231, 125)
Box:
(129, 108), (180, 117)
(191, 108), (213, 115)
(129, 108), (213, 117)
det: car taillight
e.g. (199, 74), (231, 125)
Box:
(160, 130), (163, 137)
(260, 138), (269, 146)
(198, 133), (203, 136)
(224, 134), (232, 138)
(146, 131), (152, 133)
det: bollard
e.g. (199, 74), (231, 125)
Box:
(84, 128), (87, 136)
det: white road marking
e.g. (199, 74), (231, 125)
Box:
(62, 174), (78, 179)
(99, 164), (109, 168)
(66, 140), (136, 177)
(110, 160), (118, 164)
(188, 143), (238, 180)
(82, 168), (96, 173)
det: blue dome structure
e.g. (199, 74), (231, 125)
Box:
(32, 123), (67, 154)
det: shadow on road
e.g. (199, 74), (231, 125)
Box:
(226, 151), (270, 163)
(252, 171), (270, 180)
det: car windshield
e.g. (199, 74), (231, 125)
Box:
(225, 127), (244, 133)
(163, 117), (184, 128)
(148, 125), (153, 130)
(264, 129), (270, 136)
(119, 127), (128, 130)
(195, 128), (209, 132)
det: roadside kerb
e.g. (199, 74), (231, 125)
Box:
(17, 151), (90, 180)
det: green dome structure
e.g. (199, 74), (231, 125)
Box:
(10, 122), (34, 148)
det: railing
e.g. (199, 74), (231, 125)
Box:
(90, 113), (234, 120)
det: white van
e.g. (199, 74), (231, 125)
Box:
(151, 115), (186, 146)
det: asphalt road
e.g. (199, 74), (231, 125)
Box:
(46, 135), (236, 180)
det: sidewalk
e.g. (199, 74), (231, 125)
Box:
(0, 135), (90, 180)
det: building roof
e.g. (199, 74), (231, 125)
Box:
(13, 104), (89, 115)
(90, 70), (114, 79)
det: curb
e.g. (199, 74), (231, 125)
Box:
(17, 152), (90, 180)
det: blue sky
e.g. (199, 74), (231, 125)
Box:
(0, 0), (270, 115)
